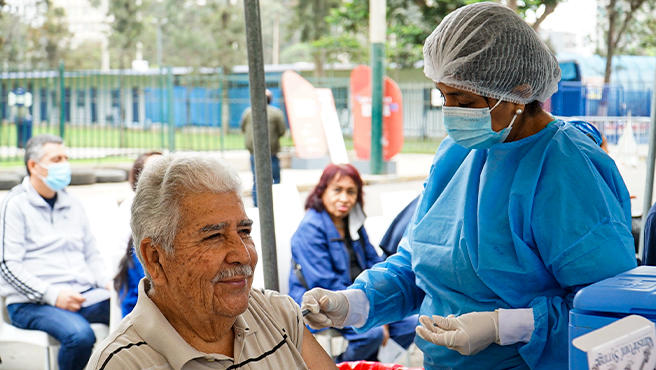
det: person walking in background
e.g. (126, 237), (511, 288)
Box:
(289, 163), (417, 363)
(114, 151), (161, 317)
(240, 89), (287, 207)
(0, 134), (111, 370)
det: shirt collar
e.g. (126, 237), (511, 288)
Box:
(130, 279), (259, 370)
(22, 176), (72, 209)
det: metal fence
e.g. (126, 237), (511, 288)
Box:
(563, 116), (652, 145)
(0, 68), (448, 161)
(4, 67), (651, 162)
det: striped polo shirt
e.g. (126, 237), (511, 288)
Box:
(86, 279), (308, 370)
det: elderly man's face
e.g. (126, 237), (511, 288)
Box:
(163, 191), (257, 319)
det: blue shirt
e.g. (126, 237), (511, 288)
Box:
(119, 250), (144, 317)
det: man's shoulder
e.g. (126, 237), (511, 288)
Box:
(250, 288), (297, 310)
(0, 183), (30, 213)
(87, 323), (167, 370)
(248, 288), (302, 325)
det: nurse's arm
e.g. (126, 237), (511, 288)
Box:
(348, 243), (425, 332)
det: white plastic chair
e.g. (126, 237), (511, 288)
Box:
(245, 183), (304, 294)
(108, 253), (125, 334)
(81, 195), (121, 268)
(314, 329), (349, 359)
(244, 207), (265, 291)
(271, 183), (304, 295)
(0, 295), (56, 369)
(363, 215), (394, 255)
(0, 295), (109, 370)
(380, 190), (418, 218)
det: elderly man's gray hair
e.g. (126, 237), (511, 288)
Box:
(24, 134), (64, 176)
(130, 152), (242, 279)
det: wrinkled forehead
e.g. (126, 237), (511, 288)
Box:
(176, 191), (248, 231)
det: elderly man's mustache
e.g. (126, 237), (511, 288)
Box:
(211, 264), (254, 283)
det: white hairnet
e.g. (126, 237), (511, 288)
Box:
(423, 2), (561, 104)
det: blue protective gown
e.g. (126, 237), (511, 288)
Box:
(349, 120), (637, 370)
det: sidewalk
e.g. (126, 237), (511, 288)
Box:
(4, 146), (654, 217)
(0, 152), (436, 206)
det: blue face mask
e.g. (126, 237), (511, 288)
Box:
(37, 162), (71, 191)
(443, 99), (518, 149)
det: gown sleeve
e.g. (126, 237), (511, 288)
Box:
(348, 140), (463, 333)
(349, 218), (426, 332)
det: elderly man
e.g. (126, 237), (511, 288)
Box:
(87, 152), (336, 369)
(0, 134), (111, 370)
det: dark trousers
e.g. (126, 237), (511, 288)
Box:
(8, 299), (110, 370)
(250, 154), (281, 207)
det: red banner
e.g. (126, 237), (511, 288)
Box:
(350, 65), (404, 160)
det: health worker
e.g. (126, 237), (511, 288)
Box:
(301, 2), (637, 369)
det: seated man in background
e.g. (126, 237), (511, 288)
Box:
(0, 134), (111, 370)
(87, 152), (336, 370)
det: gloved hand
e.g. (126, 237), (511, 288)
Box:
(415, 311), (499, 356)
(301, 288), (350, 330)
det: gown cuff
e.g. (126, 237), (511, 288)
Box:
(498, 308), (534, 345)
(342, 289), (370, 328)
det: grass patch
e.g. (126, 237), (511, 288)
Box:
(0, 122), (441, 163)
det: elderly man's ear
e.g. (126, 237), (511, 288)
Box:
(140, 239), (168, 285)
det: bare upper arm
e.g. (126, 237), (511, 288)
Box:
(301, 327), (338, 370)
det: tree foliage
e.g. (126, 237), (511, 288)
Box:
(0, 0), (6, 49)
(107, 0), (146, 68)
(0, 1), (71, 70)
(505, 0), (561, 31)
(104, 0), (246, 71)
(597, 0), (656, 82)
(302, 0), (564, 72)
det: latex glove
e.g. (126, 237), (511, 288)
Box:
(301, 288), (350, 330)
(416, 311), (499, 356)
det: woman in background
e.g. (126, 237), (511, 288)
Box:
(114, 152), (160, 317)
(289, 163), (417, 363)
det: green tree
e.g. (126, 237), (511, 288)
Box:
(65, 41), (104, 70)
(0, 0), (7, 49)
(32, 5), (71, 69)
(307, 0), (565, 71)
(320, 0), (469, 69)
(598, 0), (656, 82)
(291, 0), (342, 76)
(505, 0), (561, 31)
(0, 1), (70, 70)
(107, 0), (146, 68)
(110, 0), (246, 71)
(0, 10), (25, 67)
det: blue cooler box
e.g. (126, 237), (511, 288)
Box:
(569, 266), (656, 369)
